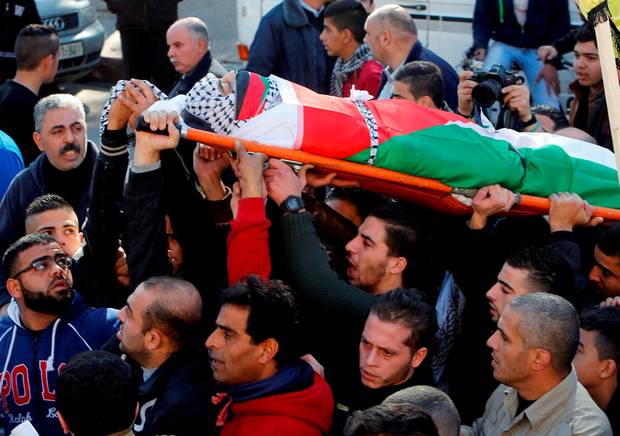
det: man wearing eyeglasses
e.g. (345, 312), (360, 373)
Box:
(0, 233), (119, 436)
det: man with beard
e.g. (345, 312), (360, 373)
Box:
(0, 94), (96, 310)
(115, 276), (214, 436)
(0, 233), (119, 436)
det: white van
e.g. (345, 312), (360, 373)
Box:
(236, 0), (581, 70)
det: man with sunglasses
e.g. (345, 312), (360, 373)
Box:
(0, 233), (119, 436)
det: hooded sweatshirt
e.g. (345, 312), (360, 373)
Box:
(0, 294), (119, 436)
(216, 361), (334, 435)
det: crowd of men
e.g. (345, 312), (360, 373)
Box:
(0, 0), (618, 435)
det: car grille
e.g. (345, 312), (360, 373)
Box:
(58, 51), (100, 72)
(42, 12), (80, 33)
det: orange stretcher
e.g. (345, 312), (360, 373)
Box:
(179, 126), (620, 221)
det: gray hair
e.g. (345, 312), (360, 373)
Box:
(507, 293), (579, 374)
(33, 94), (85, 132)
(368, 4), (417, 37)
(384, 385), (460, 436)
(171, 17), (209, 44)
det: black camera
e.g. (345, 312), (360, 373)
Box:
(470, 65), (524, 108)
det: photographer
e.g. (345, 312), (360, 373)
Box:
(457, 70), (542, 132)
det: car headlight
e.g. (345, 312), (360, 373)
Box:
(80, 5), (97, 27)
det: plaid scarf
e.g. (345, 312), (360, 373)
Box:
(329, 43), (373, 97)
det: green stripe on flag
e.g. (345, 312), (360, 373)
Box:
(259, 76), (270, 105)
(347, 124), (526, 190)
(346, 124), (620, 208)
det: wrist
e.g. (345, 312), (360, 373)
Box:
(550, 222), (574, 233)
(201, 181), (227, 201)
(241, 186), (265, 199)
(468, 213), (488, 230)
(134, 143), (160, 165)
(519, 112), (533, 123)
(457, 106), (473, 118)
(108, 118), (129, 130)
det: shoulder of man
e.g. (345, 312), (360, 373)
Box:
(567, 383), (613, 435)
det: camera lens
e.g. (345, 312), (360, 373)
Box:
(472, 79), (503, 108)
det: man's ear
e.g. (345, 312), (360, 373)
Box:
(381, 29), (392, 47)
(42, 53), (55, 70)
(342, 28), (354, 44)
(530, 348), (552, 371)
(388, 256), (407, 276)
(415, 95), (436, 109)
(410, 346), (428, 369)
(57, 410), (71, 434)
(144, 329), (163, 351)
(600, 358), (617, 380)
(197, 38), (208, 54)
(258, 338), (279, 364)
(33, 131), (44, 152)
(6, 278), (22, 300)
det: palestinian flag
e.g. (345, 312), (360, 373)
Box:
(229, 73), (620, 208)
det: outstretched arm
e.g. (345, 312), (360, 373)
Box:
(227, 143), (271, 284)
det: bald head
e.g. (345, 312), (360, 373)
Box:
(139, 276), (203, 348)
(167, 17), (209, 75)
(508, 293), (579, 374)
(553, 127), (598, 145)
(169, 17), (209, 43)
(384, 386), (460, 436)
(367, 5), (417, 39)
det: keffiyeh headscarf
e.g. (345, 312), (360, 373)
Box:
(330, 43), (373, 97)
(99, 79), (168, 142)
(184, 74), (240, 135)
(100, 73), (284, 138)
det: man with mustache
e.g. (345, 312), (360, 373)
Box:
(0, 94), (96, 311)
(0, 233), (119, 436)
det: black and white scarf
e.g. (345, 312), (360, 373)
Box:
(100, 73), (283, 138)
(329, 43), (373, 97)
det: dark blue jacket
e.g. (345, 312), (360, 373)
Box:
(0, 294), (118, 435)
(0, 142), (97, 306)
(169, 51), (213, 98)
(473, 0), (570, 51)
(378, 40), (460, 111)
(245, 0), (335, 94)
(132, 348), (215, 436)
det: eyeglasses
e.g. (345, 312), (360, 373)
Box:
(12, 253), (73, 279)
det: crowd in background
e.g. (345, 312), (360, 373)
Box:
(0, 0), (618, 435)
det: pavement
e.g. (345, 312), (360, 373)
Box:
(66, 0), (242, 143)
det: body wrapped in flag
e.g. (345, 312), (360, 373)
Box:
(101, 71), (620, 209)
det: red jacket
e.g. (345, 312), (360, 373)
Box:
(220, 372), (334, 436)
(227, 197), (271, 284)
(342, 59), (383, 98)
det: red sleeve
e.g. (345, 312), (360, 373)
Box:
(227, 197), (271, 285)
(356, 60), (383, 98)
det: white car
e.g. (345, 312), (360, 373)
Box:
(236, 0), (582, 69)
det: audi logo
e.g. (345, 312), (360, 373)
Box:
(42, 17), (66, 32)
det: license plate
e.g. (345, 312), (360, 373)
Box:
(60, 42), (84, 60)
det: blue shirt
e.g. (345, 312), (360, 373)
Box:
(0, 129), (23, 200)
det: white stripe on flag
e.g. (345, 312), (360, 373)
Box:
(447, 120), (616, 170)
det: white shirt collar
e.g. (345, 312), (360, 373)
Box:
(299, 0), (324, 17)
